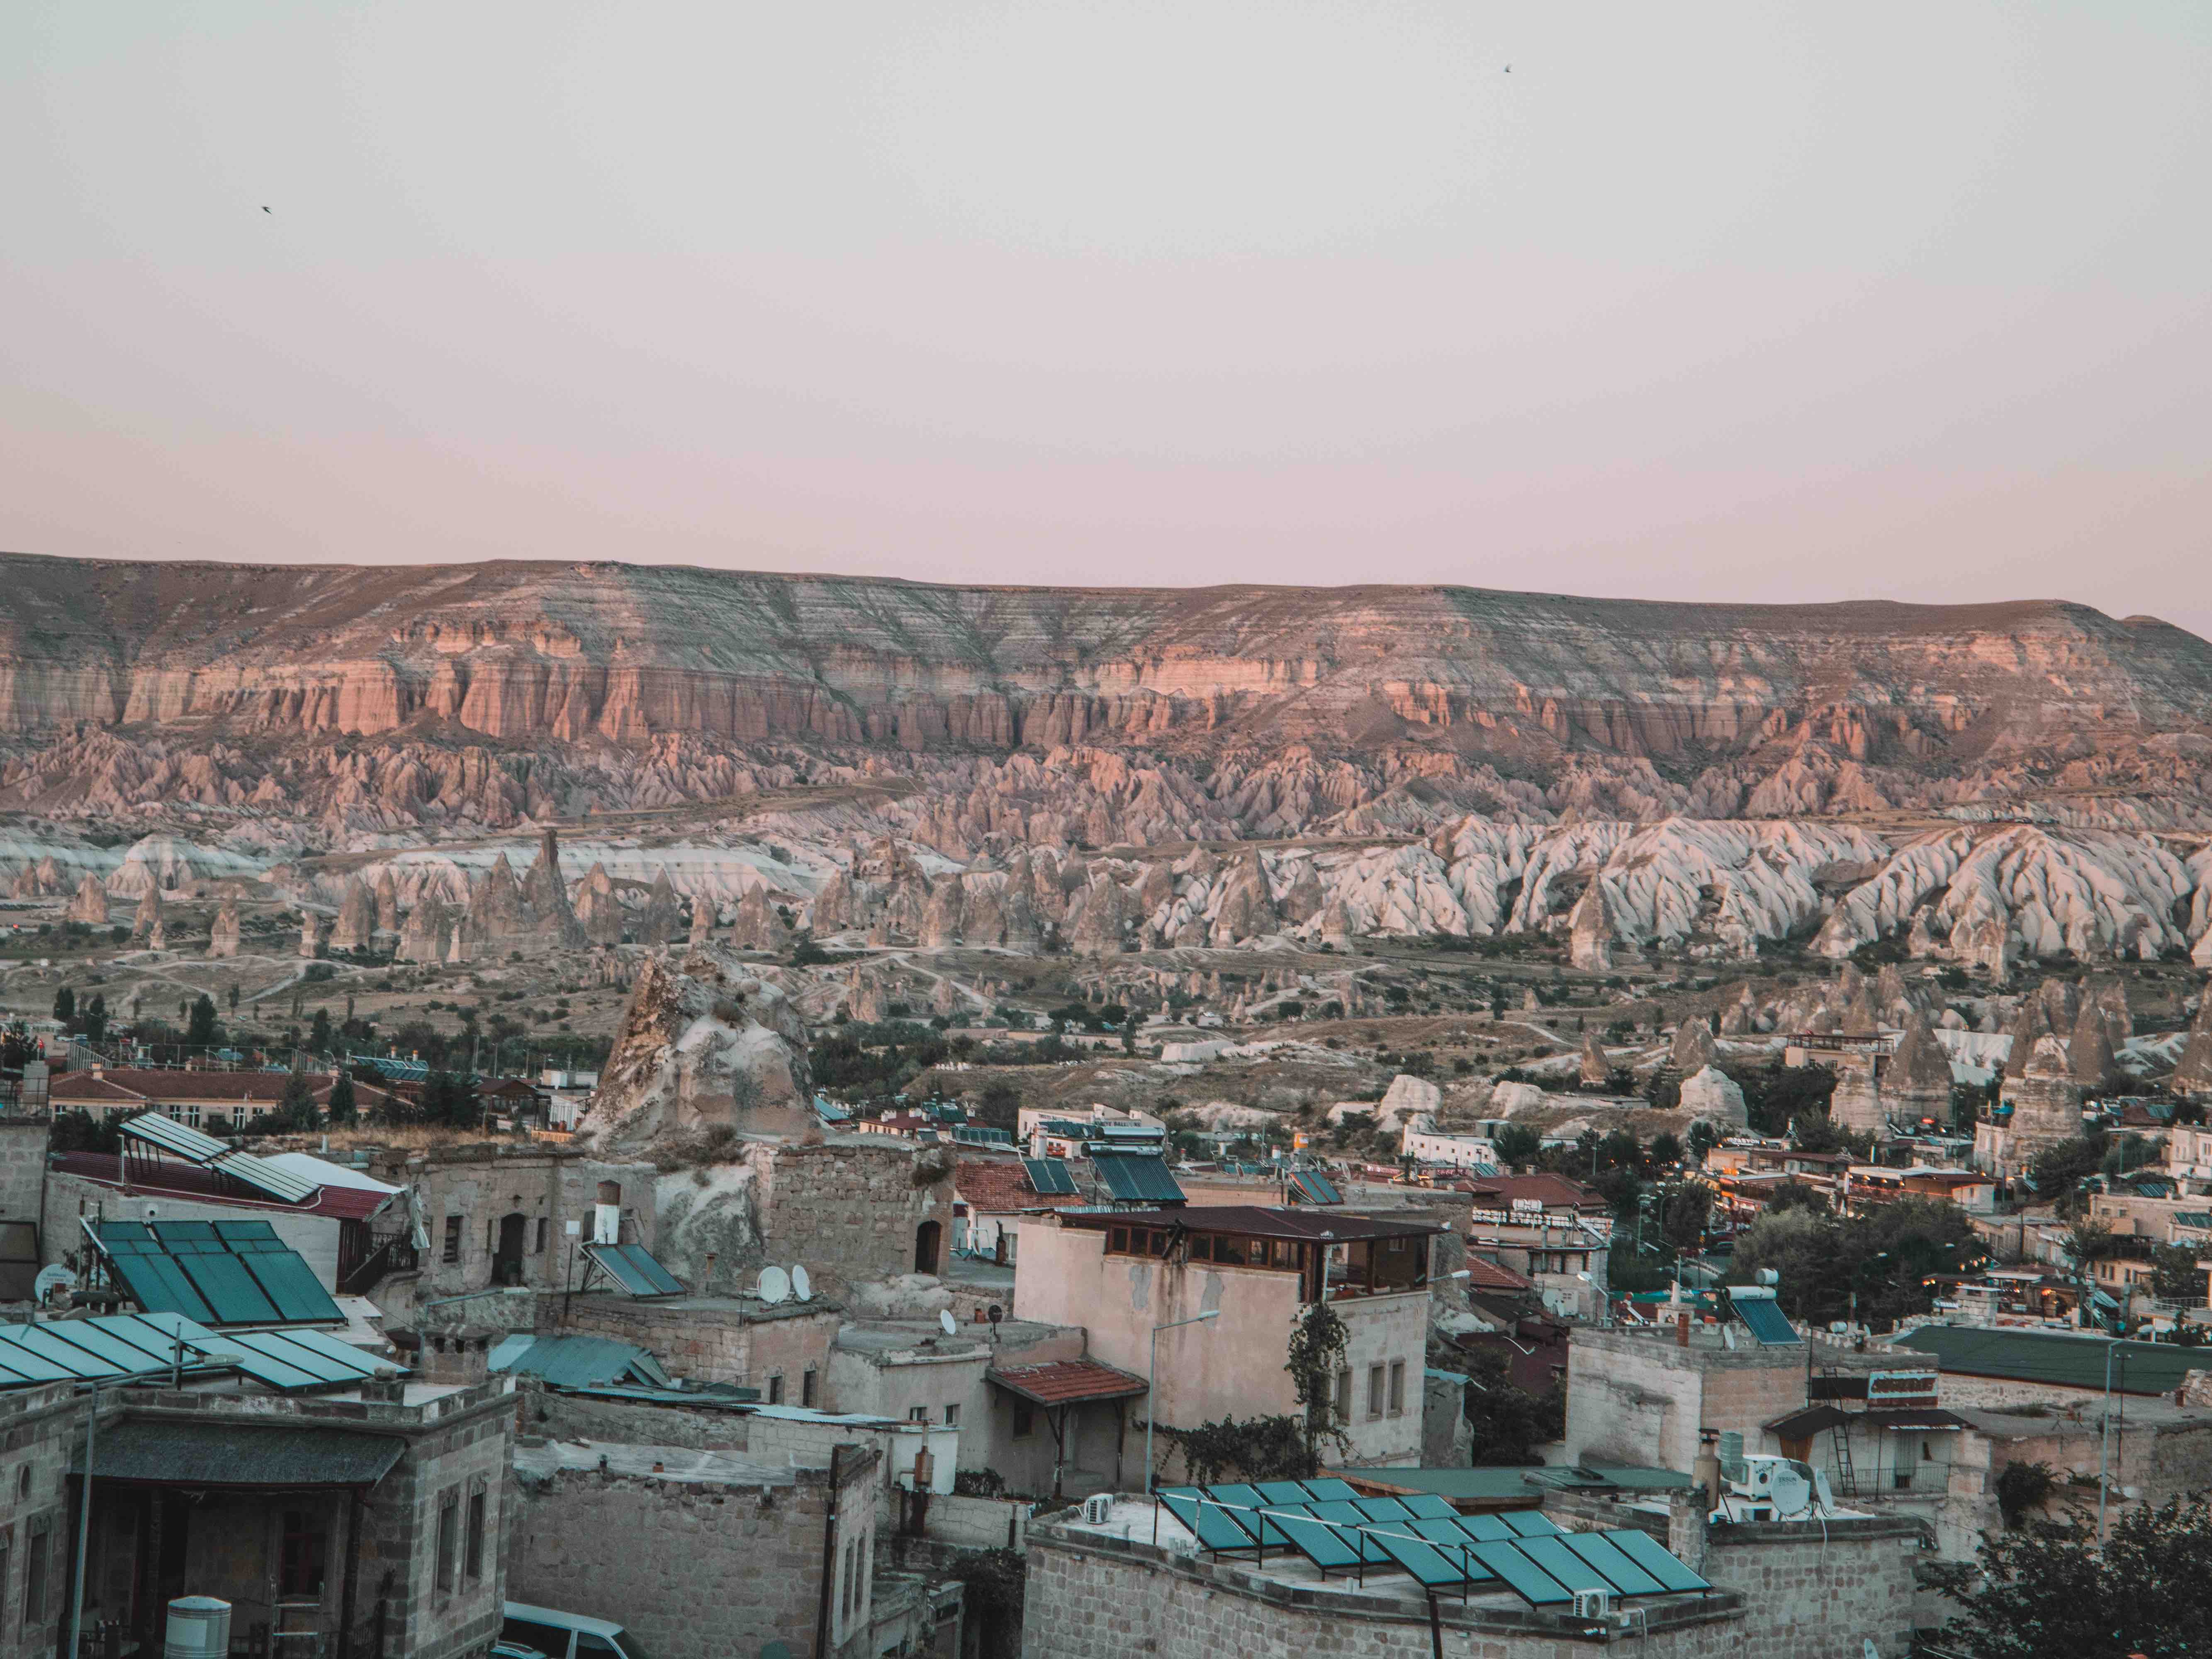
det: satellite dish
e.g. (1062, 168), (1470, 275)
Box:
(987, 1303), (1003, 1326)
(759, 1266), (791, 1306)
(939, 1309), (958, 1336)
(33, 1265), (71, 1305)
(791, 1265), (812, 1302)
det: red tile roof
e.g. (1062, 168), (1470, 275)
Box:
(53, 1068), (297, 1104)
(986, 1360), (1149, 1407)
(955, 1157), (1081, 1214)
(1461, 1255), (1536, 1294)
(1462, 1172), (1608, 1211)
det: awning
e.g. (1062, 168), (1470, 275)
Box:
(1765, 1406), (1850, 1440)
(986, 1360), (1149, 1408)
(74, 1419), (405, 1488)
(1862, 1409), (1968, 1433)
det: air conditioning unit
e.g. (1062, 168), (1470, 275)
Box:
(1572, 1589), (1613, 1620)
(1080, 1495), (1113, 1525)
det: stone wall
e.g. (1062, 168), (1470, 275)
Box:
(0, 1382), (84, 1659)
(751, 1139), (954, 1294)
(508, 1443), (880, 1659)
(1564, 1327), (1812, 1475)
(372, 1145), (658, 1299)
(555, 1294), (839, 1391)
(1022, 1505), (1921, 1659)
(0, 1119), (48, 1240)
(1020, 1521), (1750, 1659)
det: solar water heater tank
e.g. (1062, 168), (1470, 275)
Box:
(165, 1597), (231, 1659)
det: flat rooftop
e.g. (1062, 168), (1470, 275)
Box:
(515, 1438), (805, 1487)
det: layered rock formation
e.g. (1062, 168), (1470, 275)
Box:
(67, 874), (109, 925)
(582, 948), (815, 1151)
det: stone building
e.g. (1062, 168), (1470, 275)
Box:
(364, 1144), (657, 1312)
(1563, 1323), (1818, 1479)
(1, 1359), (516, 1659)
(558, 1287), (842, 1398)
(506, 1439), (913, 1659)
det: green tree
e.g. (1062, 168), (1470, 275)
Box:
(1685, 1119), (1720, 1165)
(52, 985), (75, 1024)
(2029, 1138), (2105, 1204)
(1659, 1181), (1713, 1254)
(325, 1070), (358, 1127)
(1493, 1123), (1541, 1168)
(2150, 1243), (2206, 1306)
(1458, 1343), (1565, 1465)
(1648, 1132), (1683, 1169)
(227, 983), (241, 1013)
(186, 994), (219, 1050)
(84, 991), (108, 1044)
(275, 1071), (319, 1132)
(1930, 1495), (2212, 1658)
(308, 1007), (334, 1054)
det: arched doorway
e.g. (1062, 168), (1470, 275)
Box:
(494, 1212), (528, 1285)
(914, 1219), (942, 1276)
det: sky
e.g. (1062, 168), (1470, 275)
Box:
(4, 3), (2209, 640)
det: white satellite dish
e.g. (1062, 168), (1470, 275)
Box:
(791, 1265), (812, 1303)
(759, 1266), (791, 1306)
(939, 1309), (958, 1336)
(33, 1265), (72, 1305)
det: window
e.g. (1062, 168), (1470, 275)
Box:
(442, 1216), (462, 1264)
(768, 1374), (785, 1406)
(22, 1520), (45, 1627)
(1108, 1227), (1129, 1253)
(1013, 1402), (1034, 1438)
(535, 1217), (548, 1254)
(944, 1404), (960, 1428)
(278, 1510), (327, 1598)
(1334, 1369), (1352, 1421)
(434, 1491), (458, 1593)
(1388, 1361), (1406, 1417)
(575, 1635), (621, 1659)
(1367, 1365), (1385, 1419)
(802, 1368), (818, 1409)
(1214, 1236), (1246, 1266)
(909, 1406), (927, 1423)
(1188, 1235), (1212, 1261)
(503, 1619), (572, 1659)
(465, 1491), (487, 1579)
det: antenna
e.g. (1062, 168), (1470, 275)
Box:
(758, 1266), (791, 1306)
(791, 1265), (812, 1302)
(939, 1309), (957, 1336)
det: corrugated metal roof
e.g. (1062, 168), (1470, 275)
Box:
(986, 1360), (1148, 1407)
(75, 1418), (405, 1487)
(490, 1334), (673, 1390)
(1891, 1326), (2195, 1396)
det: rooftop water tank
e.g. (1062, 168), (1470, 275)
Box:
(165, 1598), (231, 1659)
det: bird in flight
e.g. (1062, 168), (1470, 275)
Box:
(1504, 64), (1512, 73)
(261, 205), (272, 214)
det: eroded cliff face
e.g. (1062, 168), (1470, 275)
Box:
(5, 552), (2212, 846)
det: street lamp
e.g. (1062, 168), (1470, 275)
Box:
(1145, 1311), (1219, 1532)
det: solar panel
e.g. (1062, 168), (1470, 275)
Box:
(103, 1251), (217, 1324)
(0, 1333), (80, 1382)
(1157, 1491), (1257, 1554)
(119, 1114), (324, 1204)
(213, 1220), (283, 1245)
(172, 1252), (282, 1325)
(1603, 1528), (1711, 1593)
(1504, 1510), (1564, 1537)
(1022, 1158), (1078, 1196)
(1290, 1170), (1342, 1205)
(1093, 1153), (1185, 1204)
(1399, 1494), (1460, 1519)
(1300, 1478), (1359, 1501)
(204, 1328), (396, 1392)
(1559, 1531), (1668, 1598)
(583, 1242), (686, 1298)
(1354, 1497), (1415, 1521)
(1470, 1541), (1575, 1607)
(1733, 1293), (1801, 1346)
(1514, 1535), (1618, 1597)
(1457, 1513), (1519, 1542)
(1370, 1528), (1480, 1588)
(1266, 1509), (1365, 1572)
(1308, 1501), (1395, 1565)
(1253, 1481), (1313, 1504)
(238, 1249), (346, 1324)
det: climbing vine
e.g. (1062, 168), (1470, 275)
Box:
(1286, 1300), (1351, 1464)
(1149, 1414), (1316, 1485)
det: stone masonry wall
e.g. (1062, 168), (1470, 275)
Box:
(356, 1387), (515, 1659)
(555, 1296), (839, 1390)
(0, 1119), (48, 1241)
(509, 1446), (880, 1659)
(752, 1141), (953, 1294)
(0, 1383), (85, 1659)
(1020, 1527), (1750, 1659)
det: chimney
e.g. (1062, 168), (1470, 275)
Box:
(1675, 1312), (1691, 1348)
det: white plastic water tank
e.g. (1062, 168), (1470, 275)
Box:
(165, 1597), (231, 1659)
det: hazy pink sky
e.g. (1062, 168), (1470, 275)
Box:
(5, 4), (2209, 640)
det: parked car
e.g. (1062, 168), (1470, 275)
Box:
(501, 1602), (654, 1659)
